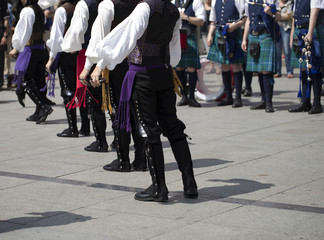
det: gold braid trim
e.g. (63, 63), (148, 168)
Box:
(101, 68), (112, 113)
(172, 68), (183, 97)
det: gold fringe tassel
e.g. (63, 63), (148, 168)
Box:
(172, 68), (182, 97)
(101, 68), (112, 114)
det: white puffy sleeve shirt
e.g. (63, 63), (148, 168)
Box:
(96, 2), (181, 70)
(84, 0), (114, 70)
(172, 0), (206, 21)
(12, 7), (35, 52)
(311, 0), (324, 9)
(210, 0), (245, 22)
(46, 6), (66, 58)
(61, 0), (89, 53)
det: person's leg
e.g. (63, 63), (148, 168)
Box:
(250, 73), (266, 110)
(218, 64), (233, 106)
(187, 68), (201, 107)
(274, 35), (282, 77)
(281, 28), (293, 77)
(176, 67), (188, 106)
(232, 64), (243, 108)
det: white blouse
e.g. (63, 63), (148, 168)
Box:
(96, 2), (181, 70)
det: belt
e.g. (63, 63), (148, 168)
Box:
(295, 23), (308, 29)
(250, 29), (268, 36)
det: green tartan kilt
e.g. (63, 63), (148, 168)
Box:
(207, 29), (245, 65)
(176, 34), (201, 69)
(291, 26), (324, 69)
(246, 33), (276, 73)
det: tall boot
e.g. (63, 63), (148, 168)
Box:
(131, 127), (147, 171)
(79, 105), (90, 136)
(218, 70), (233, 106)
(263, 73), (275, 112)
(176, 70), (188, 106)
(250, 73), (266, 110)
(103, 126), (131, 170)
(16, 85), (26, 107)
(309, 73), (323, 114)
(289, 71), (312, 112)
(57, 98), (79, 137)
(25, 83), (53, 124)
(232, 71), (243, 108)
(188, 71), (201, 107)
(135, 140), (168, 202)
(85, 110), (108, 152)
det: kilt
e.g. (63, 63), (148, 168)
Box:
(246, 32), (276, 73)
(176, 34), (201, 69)
(291, 26), (324, 69)
(207, 28), (244, 65)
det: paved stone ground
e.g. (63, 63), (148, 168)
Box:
(0, 67), (324, 240)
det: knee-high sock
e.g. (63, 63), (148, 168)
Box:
(222, 70), (232, 100)
(176, 70), (187, 96)
(234, 71), (243, 100)
(262, 73), (274, 105)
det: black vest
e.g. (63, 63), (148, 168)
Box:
(27, 3), (45, 45)
(248, 0), (266, 33)
(128, 0), (179, 65)
(111, 0), (140, 30)
(294, 0), (310, 27)
(215, 0), (239, 26)
(82, 0), (101, 49)
(175, 0), (196, 32)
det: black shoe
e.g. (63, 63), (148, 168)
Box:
(243, 88), (252, 97)
(84, 141), (108, 152)
(250, 100), (266, 110)
(288, 102), (312, 112)
(218, 98), (233, 106)
(184, 188), (198, 199)
(241, 87), (246, 94)
(57, 128), (79, 137)
(109, 139), (116, 150)
(188, 98), (201, 107)
(177, 95), (188, 106)
(131, 161), (147, 171)
(134, 191), (168, 202)
(79, 129), (90, 136)
(265, 104), (275, 113)
(308, 105), (323, 114)
(36, 106), (53, 124)
(44, 98), (56, 106)
(16, 89), (25, 107)
(232, 99), (242, 108)
(103, 159), (131, 172)
(26, 111), (40, 121)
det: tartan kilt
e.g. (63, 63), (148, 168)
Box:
(176, 34), (201, 69)
(207, 29), (245, 65)
(246, 33), (276, 73)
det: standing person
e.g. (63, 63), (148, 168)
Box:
(0, 0), (9, 90)
(207, 0), (246, 107)
(173, 0), (205, 107)
(46, 0), (90, 137)
(91, 0), (198, 201)
(274, 0), (294, 79)
(288, 0), (324, 114)
(9, 0), (53, 123)
(241, 0), (280, 113)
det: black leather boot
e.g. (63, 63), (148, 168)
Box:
(79, 105), (90, 136)
(26, 106), (41, 121)
(188, 72), (201, 107)
(176, 70), (188, 106)
(131, 128), (147, 171)
(16, 87), (25, 107)
(289, 71), (312, 112)
(57, 105), (79, 137)
(85, 110), (108, 152)
(309, 73), (323, 114)
(218, 71), (233, 106)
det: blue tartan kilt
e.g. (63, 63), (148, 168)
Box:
(291, 28), (306, 69)
(246, 33), (276, 73)
(207, 29), (245, 65)
(176, 34), (201, 69)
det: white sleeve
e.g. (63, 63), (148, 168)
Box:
(38, 0), (58, 9)
(236, 0), (246, 18)
(46, 7), (67, 58)
(12, 8), (35, 52)
(209, 0), (216, 22)
(96, 2), (150, 70)
(84, 0), (114, 70)
(61, 1), (89, 53)
(311, 0), (324, 9)
(193, 0), (206, 21)
(170, 17), (181, 67)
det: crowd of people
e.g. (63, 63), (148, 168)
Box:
(0, 0), (323, 202)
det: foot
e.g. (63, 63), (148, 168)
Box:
(218, 98), (233, 106)
(308, 105), (323, 114)
(177, 95), (188, 106)
(109, 139), (117, 150)
(288, 102), (312, 112)
(57, 128), (79, 137)
(205, 68), (216, 74)
(26, 111), (40, 121)
(16, 90), (25, 107)
(79, 129), (90, 136)
(131, 160), (147, 171)
(243, 88), (252, 97)
(232, 99), (243, 108)
(184, 188), (198, 199)
(103, 159), (131, 172)
(36, 106), (53, 124)
(273, 74), (281, 78)
(188, 98), (201, 107)
(134, 185), (168, 202)
(265, 104), (275, 113)
(287, 74), (294, 79)
(84, 141), (108, 152)
(250, 100), (266, 110)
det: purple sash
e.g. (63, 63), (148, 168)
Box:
(114, 63), (167, 132)
(40, 52), (61, 97)
(13, 44), (45, 89)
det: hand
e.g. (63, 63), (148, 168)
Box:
(180, 11), (187, 21)
(9, 48), (19, 58)
(207, 34), (213, 47)
(90, 66), (103, 88)
(227, 23), (236, 33)
(264, 5), (273, 16)
(45, 57), (54, 73)
(305, 33), (313, 43)
(1, 36), (7, 45)
(241, 39), (248, 52)
(79, 68), (90, 86)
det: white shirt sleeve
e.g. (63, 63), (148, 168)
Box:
(12, 8), (35, 52)
(311, 0), (324, 9)
(96, 2), (149, 70)
(193, 0), (206, 21)
(61, 1), (89, 53)
(84, 0), (114, 70)
(236, 0), (246, 18)
(38, 0), (58, 9)
(46, 7), (67, 58)
(170, 17), (182, 67)
(209, 0), (216, 22)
